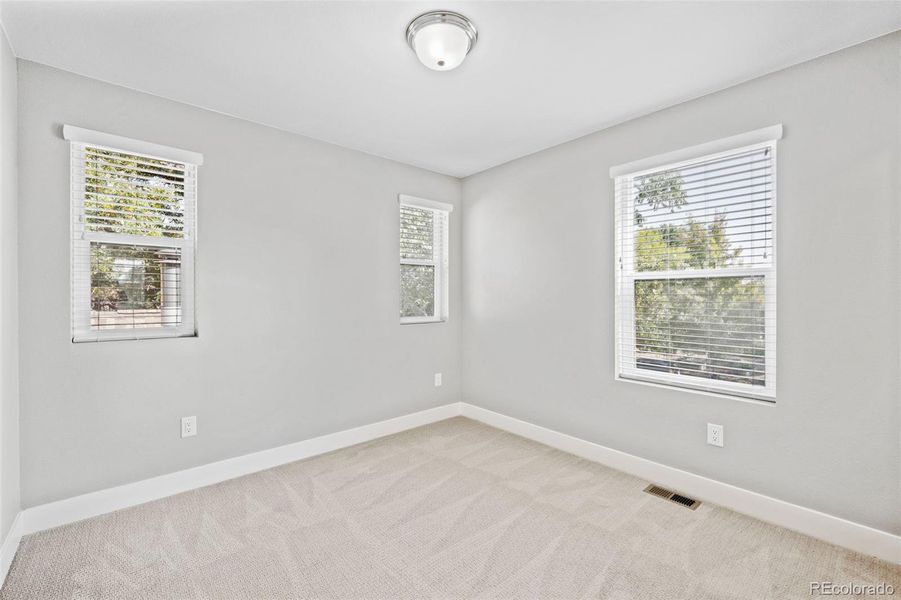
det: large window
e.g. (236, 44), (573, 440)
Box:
(66, 126), (202, 342)
(612, 127), (779, 400)
(399, 194), (452, 324)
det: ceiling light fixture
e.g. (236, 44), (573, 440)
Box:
(405, 11), (478, 72)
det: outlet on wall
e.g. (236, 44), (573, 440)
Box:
(434, 373), (442, 387)
(181, 416), (197, 438)
(707, 423), (723, 447)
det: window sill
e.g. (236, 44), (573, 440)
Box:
(615, 374), (775, 406)
(400, 317), (447, 325)
(73, 330), (197, 343)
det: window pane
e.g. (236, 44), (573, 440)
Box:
(400, 264), (435, 318)
(83, 146), (186, 238)
(400, 206), (434, 261)
(631, 148), (773, 272)
(91, 243), (182, 330)
(634, 276), (766, 386)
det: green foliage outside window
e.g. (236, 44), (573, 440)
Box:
(632, 171), (766, 387)
(400, 206), (438, 318)
(84, 147), (184, 312)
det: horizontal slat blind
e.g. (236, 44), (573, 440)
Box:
(400, 205), (435, 262)
(71, 140), (197, 341)
(78, 146), (189, 238)
(400, 202), (448, 321)
(615, 142), (776, 400)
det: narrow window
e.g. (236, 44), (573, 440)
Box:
(613, 128), (779, 400)
(399, 194), (452, 323)
(66, 126), (202, 342)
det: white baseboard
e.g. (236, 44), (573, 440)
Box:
(8, 399), (898, 585)
(0, 513), (22, 589)
(460, 402), (901, 565)
(20, 402), (463, 537)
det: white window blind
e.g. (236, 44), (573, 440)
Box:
(67, 127), (201, 342)
(399, 195), (452, 324)
(614, 132), (778, 401)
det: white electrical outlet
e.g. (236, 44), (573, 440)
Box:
(181, 416), (197, 438)
(434, 373), (442, 387)
(707, 423), (723, 447)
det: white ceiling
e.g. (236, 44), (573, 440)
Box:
(2, 1), (899, 177)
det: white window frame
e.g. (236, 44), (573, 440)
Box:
(611, 125), (781, 402)
(65, 126), (203, 342)
(399, 194), (452, 325)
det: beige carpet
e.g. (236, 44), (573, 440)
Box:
(2, 417), (899, 599)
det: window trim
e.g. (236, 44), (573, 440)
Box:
(398, 194), (452, 325)
(66, 126), (202, 343)
(63, 125), (204, 166)
(612, 129), (780, 402)
(609, 124), (781, 178)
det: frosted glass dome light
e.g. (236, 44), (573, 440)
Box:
(406, 11), (478, 72)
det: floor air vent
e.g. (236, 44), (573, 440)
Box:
(643, 484), (701, 510)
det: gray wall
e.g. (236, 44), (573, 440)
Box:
(461, 32), (901, 534)
(17, 60), (462, 507)
(0, 26), (20, 538)
(13, 33), (901, 538)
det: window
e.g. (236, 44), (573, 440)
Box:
(399, 194), (452, 323)
(65, 126), (202, 342)
(612, 126), (780, 401)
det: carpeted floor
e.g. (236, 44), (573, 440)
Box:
(2, 416), (899, 599)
